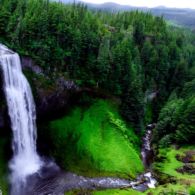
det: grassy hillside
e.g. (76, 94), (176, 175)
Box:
(49, 100), (143, 178)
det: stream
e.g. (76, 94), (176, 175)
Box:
(20, 163), (157, 194)
(22, 124), (157, 195)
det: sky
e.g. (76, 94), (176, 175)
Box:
(81, 0), (195, 9)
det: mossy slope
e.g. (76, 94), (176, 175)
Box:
(50, 100), (143, 178)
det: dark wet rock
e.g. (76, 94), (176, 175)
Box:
(177, 164), (195, 175)
(19, 57), (78, 121)
(147, 124), (156, 130)
(22, 171), (155, 195)
(21, 56), (43, 75)
(0, 98), (11, 134)
(0, 66), (6, 129)
(56, 78), (78, 90)
(34, 78), (80, 122)
(0, 110), (5, 128)
(182, 151), (195, 163)
(176, 154), (184, 162)
(35, 85), (75, 120)
(153, 171), (176, 185)
(133, 184), (148, 192)
(176, 150), (195, 163)
(13, 160), (157, 195)
(20, 170), (131, 195)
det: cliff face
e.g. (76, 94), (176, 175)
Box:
(0, 56), (78, 130)
(21, 56), (79, 121)
(35, 78), (77, 121)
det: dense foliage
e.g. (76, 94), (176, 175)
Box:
(154, 79), (195, 146)
(1, 0), (195, 134)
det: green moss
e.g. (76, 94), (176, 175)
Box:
(65, 189), (142, 195)
(50, 100), (143, 178)
(66, 184), (191, 195)
(93, 185), (188, 195)
(189, 185), (195, 195)
(65, 145), (195, 194)
(146, 183), (190, 195)
(0, 139), (8, 195)
(93, 189), (142, 195)
(153, 146), (195, 182)
(24, 69), (55, 96)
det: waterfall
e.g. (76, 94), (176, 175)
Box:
(0, 44), (42, 184)
(141, 124), (155, 169)
(140, 124), (157, 189)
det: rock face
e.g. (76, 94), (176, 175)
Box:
(21, 56), (43, 75)
(176, 150), (195, 175)
(0, 56), (78, 126)
(35, 78), (78, 121)
(21, 56), (79, 121)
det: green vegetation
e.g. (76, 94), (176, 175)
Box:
(49, 100), (143, 178)
(154, 81), (195, 145)
(0, 139), (8, 195)
(102, 184), (191, 195)
(146, 184), (190, 195)
(67, 184), (190, 195)
(1, 0), (195, 132)
(92, 189), (142, 195)
(154, 146), (195, 181)
(190, 185), (195, 195)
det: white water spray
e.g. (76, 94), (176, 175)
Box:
(0, 44), (42, 182)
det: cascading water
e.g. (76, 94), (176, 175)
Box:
(0, 44), (42, 192)
(140, 124), (157, 189)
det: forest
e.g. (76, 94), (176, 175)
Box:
(0, 0), (194, 194)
